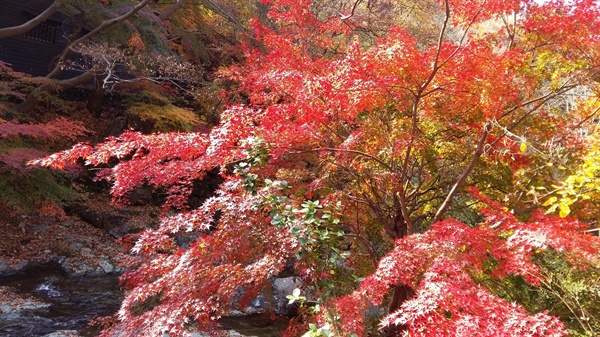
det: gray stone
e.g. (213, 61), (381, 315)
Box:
(272, 277), (303, 315)
(0, 260), (12, 275)
(0, 304), (11, 313)
(98, 260), (115, 274)
(55, 256), (66, 265)
(0, 300), (51, 314)
(41, 330), (80, 337)
(0, 259), (28, 277)
(65, 262), (96, 277)
(272, 277), (302, 298)
(69, 242), (85, 251)
(31, 224), (49, 232)
(226, 309), (245, 317)
(250, 294), (267, 308)
(80, 248), (93, 256)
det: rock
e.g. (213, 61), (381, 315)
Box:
(104, 115), (128, 137)
(0, 304), (11, 313)
(54, 256), (66, 265)
(60, 260), (97, 277)
(0, 299), (51, 314)
(226, 309), (245, 317)
(98, 260), (115, 274)
(41, 330), (80, 337)
(0, 260), (13, 276)
(64, 204), (127, 232)
(127, 185), (155, 206)
(64, 203), (153, 238)
(69, 242), (85, 251)
(272, 277), (303, 315)
(250, 294), (267, 308)
(38, 217), (58, 226)
(17, 300), (52, 311)
(80, 247), (93, 256)
(108, 224), (130, 239)
(0, 259), (29, 277)
(174, 232), (202, 249)
(31, 224), (49, 232)
(0, 311), (54, 328)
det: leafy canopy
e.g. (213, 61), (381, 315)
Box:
(33, 0), (600, 336)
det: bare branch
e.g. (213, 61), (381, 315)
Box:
(0, 0), (63, 40)
(159, 0), (188, 20)
(432, 123), (491, 223)
(340, 0), (363, 20)
(46, 0), (153, 79)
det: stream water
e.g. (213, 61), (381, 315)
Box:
(0, 265), (121, 336)
(0, 265), (285, 337)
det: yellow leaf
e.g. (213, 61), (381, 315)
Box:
(542, 196), (557, 206)
(546, 203), (558, 214)
(558, 203), (571, 218)
(520, 141), (527, 152)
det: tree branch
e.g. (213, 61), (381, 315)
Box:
(0, 0), (63, 40)
(9, 71), (96, 118)
(46, 0), (153, 79)
(432, 123), (491, 223)
(159, 0), (188, 20)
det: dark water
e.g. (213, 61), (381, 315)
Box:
(0, 266), (121, 337)
(0, 266), (286, 337)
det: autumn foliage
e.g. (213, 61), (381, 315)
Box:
(33, 0), (600, 336)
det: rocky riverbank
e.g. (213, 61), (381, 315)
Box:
(0, 265), (122, 337)
(0, 269), (291, 337)
(0, 215), (125, 279)
(0, 199), (145, 336)
(0, 201), (298, 336)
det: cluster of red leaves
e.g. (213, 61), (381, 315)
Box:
(332, 203), (599, 337)
(0, 118), (88, 172)
(31, 0), (600, 336)
(31, 106), (261, 208)
(0, 118), (87, 141)
(105, 178), (297, 337)
(0, 148), (48, 172)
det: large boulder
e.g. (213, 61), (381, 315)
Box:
(271, 277), (303, 316)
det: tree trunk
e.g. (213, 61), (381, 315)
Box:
(87, 78), (106, 117)
(385, 284), (415, 336)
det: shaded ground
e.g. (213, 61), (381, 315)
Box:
(0, 208), (124, 275)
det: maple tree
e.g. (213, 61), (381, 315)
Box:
(32, 0), (600, 336)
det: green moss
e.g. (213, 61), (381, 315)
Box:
(0, 169), (81, 214)
(135, 18), (169, 53)
(127, 99), (199, 132)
